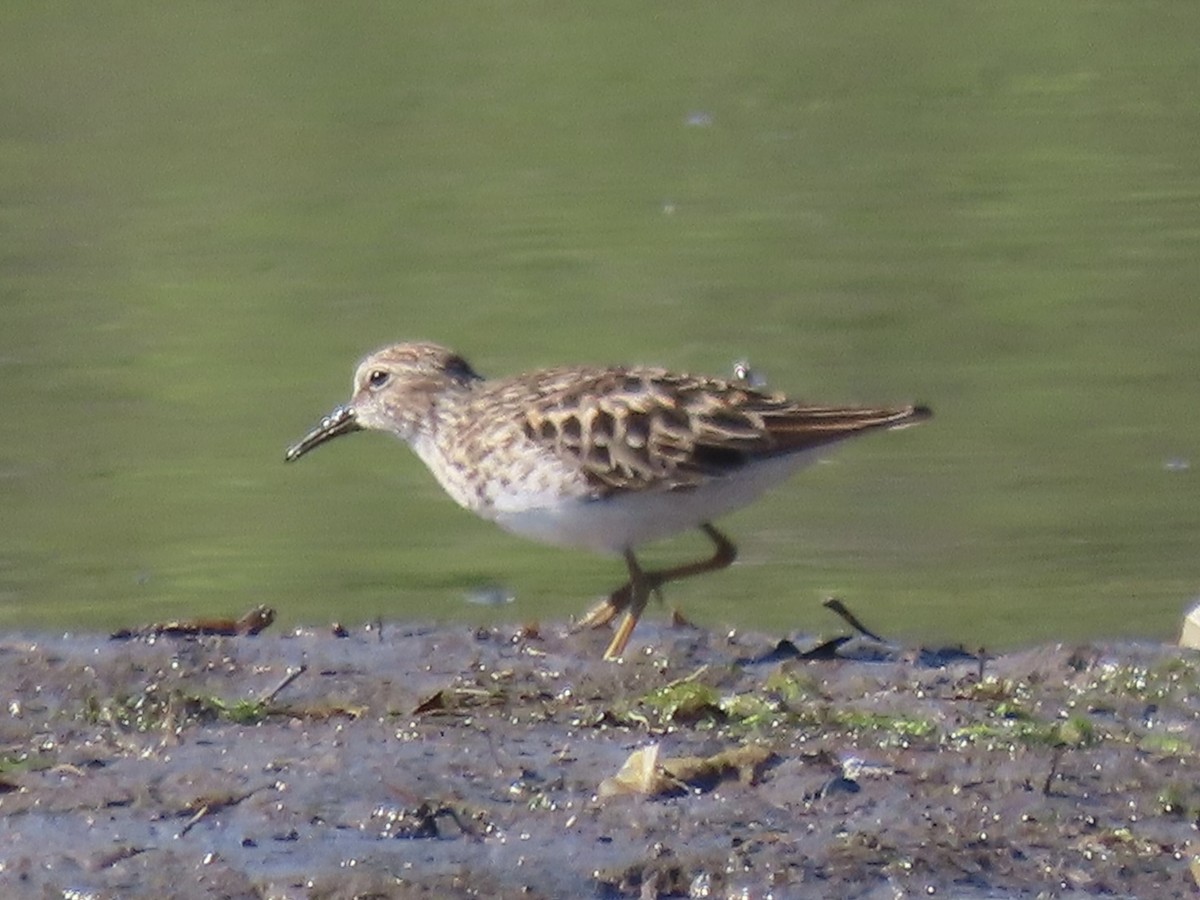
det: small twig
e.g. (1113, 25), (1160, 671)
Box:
(178, 804), (212, 838)
(662, 664), (710, 690)
(89, 844), (147, 871)
(177, 787), (264, 838)
(260, 665), (307, 705)
(823, 597), (885, 643)
(1043, 746), (1065, 796)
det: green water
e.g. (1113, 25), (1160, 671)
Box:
(2, 4), (1198, 648)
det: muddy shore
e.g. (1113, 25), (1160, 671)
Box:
(2, 618), (1198, 898)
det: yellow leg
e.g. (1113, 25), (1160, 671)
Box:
(580, 523), (738, 659)
(603, 550), (649, 660)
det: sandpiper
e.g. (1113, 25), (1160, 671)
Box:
(286, 342), (931, 659)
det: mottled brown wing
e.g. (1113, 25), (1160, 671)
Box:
(519, 367), (929, 495)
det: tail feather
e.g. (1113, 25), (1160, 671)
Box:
(764, 403), (931, 454)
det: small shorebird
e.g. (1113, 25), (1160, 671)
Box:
(286, 342), (930, 659)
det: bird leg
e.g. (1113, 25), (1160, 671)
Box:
(572, 523), (738, 659)
(603, 549), (650, 661)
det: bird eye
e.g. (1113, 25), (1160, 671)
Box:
(368, 370), (390, 389)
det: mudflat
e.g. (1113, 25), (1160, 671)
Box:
(1, 619), (1197, 898)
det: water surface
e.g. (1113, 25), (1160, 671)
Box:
(2, 3), (1198, 647)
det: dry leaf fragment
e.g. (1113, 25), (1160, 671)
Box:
(598, 743), (776, 799)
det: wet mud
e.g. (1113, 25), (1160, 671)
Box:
(2, 619), (1199, 898)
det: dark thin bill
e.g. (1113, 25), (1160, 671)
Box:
(285, 405), (362, 461)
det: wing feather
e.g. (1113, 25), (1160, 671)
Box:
(518, 368), (929, 495)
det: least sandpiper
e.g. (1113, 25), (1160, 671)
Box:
(286, 342), (930, 659)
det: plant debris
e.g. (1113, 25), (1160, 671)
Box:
(110, 605), (275, 639)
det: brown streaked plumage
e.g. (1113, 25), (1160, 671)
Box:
(286, 341), (931, 659)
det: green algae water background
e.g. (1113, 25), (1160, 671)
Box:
(1, 3), (1198, 647)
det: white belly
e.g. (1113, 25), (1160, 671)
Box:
(489, 450), (826, 554)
